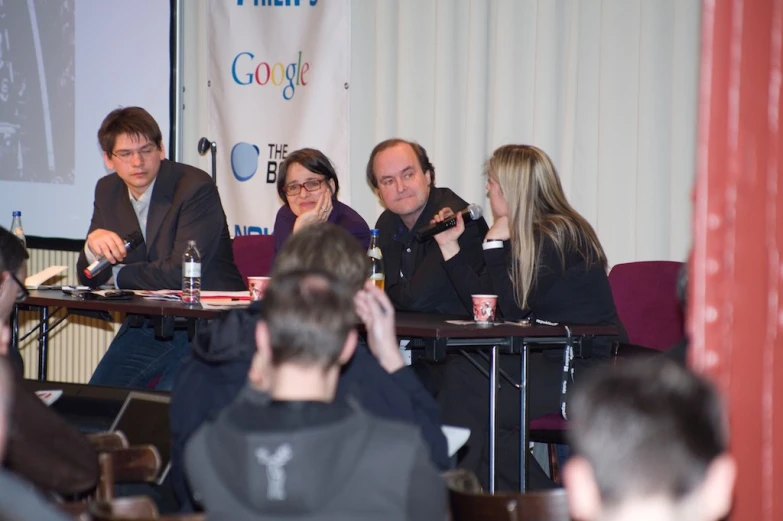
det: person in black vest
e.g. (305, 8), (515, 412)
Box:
(185, 270), (446, 521)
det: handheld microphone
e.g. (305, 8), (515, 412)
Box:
(416, 204), (483, 242)
(83, 231), (144, 279)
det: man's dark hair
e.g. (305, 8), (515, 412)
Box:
(276, 148), (341, 204)
(263, 270), (356, 369)
(97, 106), (163, 155)
(567, 357), (727, 504)
(0, 226), (29, 274)
(272, 223), (369, 294)
(365, 138), (435, 189)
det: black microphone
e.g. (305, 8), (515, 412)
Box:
(416, 204), (483, 242)
(83, 231), (144, 279)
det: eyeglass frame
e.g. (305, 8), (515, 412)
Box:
(8, 271), (28, 303)
(111, 143), (160, 163)
(283, 179), (326, 197)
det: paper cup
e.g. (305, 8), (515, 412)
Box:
(247, 276), (271, 301)
(471, 294), (498, 324)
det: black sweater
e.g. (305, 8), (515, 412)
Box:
(443, 234), (627, 356)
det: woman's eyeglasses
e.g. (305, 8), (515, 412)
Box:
(9, 272), (28, 303)
(283, 179), (325, 196)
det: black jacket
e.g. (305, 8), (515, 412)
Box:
(375, 187), (488, 315)
(169, 305), (448, 512)
(77, 159), (244, 291)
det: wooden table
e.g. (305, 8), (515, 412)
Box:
(391, 313), (617, 491)
(15, 291), (616, 491)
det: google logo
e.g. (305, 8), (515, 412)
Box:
(231, 51), (310, 100)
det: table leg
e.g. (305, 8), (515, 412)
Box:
(489, 344), (498, 493)
(37, 306), (49, 381)
(520, 340), (529, 491)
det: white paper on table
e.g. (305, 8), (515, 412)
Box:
(34, 390), (63, 406)
(24, 266), (68, 289)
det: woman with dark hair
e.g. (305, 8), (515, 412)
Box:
(431, 145), (627, 491)
(0, 226), (98, 497)
(273, 148), (370, 252)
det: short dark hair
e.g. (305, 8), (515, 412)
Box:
(0, 226), (29, 274)
(568, 357), (727, 504)
(263, 270), (356, 369)
(276, 148), (340, 204)
(271, 222), (369, 294)
(365, 138), (435, 189)
(97, 107), (163, 155)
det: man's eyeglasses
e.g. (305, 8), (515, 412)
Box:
(284, 179), (325, 197)
(112, 144), (159, 163)
(9, 272), (28, 303)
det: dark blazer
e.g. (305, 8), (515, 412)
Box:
(77, 160), (244, 291)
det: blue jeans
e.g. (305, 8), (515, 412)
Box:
(89, 321), (190, 390)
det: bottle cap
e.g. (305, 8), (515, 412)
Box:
(370, 229), (379, 236)
(12, 211), (21, 216)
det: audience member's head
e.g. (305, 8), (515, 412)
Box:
(272, 222), (369, 294)
(250, 270), (358, 397)
(564, 357), (735, 521)
(366, 139), (435, 227)
(276, 148), (340, 214)
(0, 226), (29, 325)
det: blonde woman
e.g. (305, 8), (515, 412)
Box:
(432, 145), (626, 491)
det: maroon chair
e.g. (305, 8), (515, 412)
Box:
(231, 234), (276, 286)
(529, 260), (685, 482)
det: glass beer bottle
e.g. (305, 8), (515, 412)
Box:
(367, 229), (385, 290)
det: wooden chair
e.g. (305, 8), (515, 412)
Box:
(449, 487), (571, 521)
(87, 431), (130, 452)
(96, 445), (162, 500)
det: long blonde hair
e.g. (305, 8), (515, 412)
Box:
(487, 145), (607, 310)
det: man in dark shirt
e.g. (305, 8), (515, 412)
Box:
(366, 139), (488, 315)
(185, 270), (446, 521)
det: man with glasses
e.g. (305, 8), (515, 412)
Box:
(77, 106), (244, 389)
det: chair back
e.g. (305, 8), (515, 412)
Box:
(87, 431), (129, 452)
(449, 487), (571, 521)
(88, 496), (158, 521)
(232, 234), (276, 285)
(97, 445), (162, 500)
(608, 261), (685, 351)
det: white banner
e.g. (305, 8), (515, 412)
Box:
(207, 0), (350, 236)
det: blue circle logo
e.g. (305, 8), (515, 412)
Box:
(231, 142), (260, 181)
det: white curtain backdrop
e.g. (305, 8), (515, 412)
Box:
(182, 0), (701, 266)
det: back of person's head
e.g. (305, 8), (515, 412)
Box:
(98, 106), (163, 155)
(564, 357), (735, 521)
(271, 223), (369, 294)
(0, 226), (28, 274)
(276, 148), (341, 204)
(262, 270), (356, 370)
(365, 138), (436, 189)
(487, 144), (606, 309)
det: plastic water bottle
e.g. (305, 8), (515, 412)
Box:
(10, 211), (25, 246)
(367, 229), (385, 290)
(182, 240), (201, 304)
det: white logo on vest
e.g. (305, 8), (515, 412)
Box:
(255, 444), (293, 500)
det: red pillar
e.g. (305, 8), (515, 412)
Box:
(691, 0), (783, 520)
